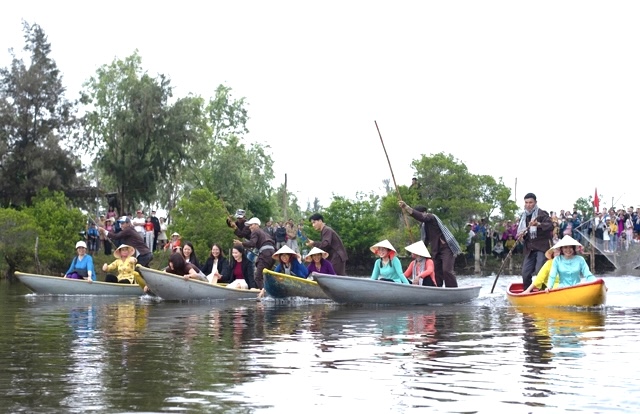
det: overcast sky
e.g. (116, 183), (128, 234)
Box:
(2, 1), (639, 215)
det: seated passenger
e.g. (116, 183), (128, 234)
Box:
(273, 245), (309, 279)
(403, 240), (435, 286)
(217, 245), (257, 289)
(64, 241), (96, 282)
(305, 247), (336, 277)
(103, 244), (145, 289)
(165, 252), (206, 281)
(200, 243), (230, 283)
(370, 239), (409, 284)
(547, 235), (596, 290)
(522, 247), (560, 294)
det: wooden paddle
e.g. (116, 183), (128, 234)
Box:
(489, 226), (529, 293)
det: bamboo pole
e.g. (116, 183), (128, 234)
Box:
(374, 121), (414, 242)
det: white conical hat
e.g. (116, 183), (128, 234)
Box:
(370, 239), (396, 254)
(551, 235), (581, 250)
(272, 245), (301, 261)
(405, 240), (431, 258)
(305, 247), (329, 262)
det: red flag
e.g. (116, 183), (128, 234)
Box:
(593, 188), (600, 211)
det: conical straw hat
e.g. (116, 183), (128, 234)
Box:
(305, 247), (329, 262)
(370, 239), (396, 254)
(551, 235), (581, 250)
(405, 240), (431, 258)
(272, 245), (301, 261)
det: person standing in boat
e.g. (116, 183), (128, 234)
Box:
(234, 217), (275, 289)
(403, 240), (436, 286)
(517, 193), (554, 291)
(272, 245), (308, 278)
(227, 209), (251, 240)
(546, 235), (596, 289)
(305, 213), (348, 276)
(64, 241), (96, 282)
(398, 201), (461, 287)
(305, 247), (336, 276)
(369, 240), (408, 284)
(99, 216), (154, 268)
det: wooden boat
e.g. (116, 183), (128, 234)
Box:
(313, 273), (482, 305)
(15, 272), (143, 296)
(138, 266), (259, 301)
(263, 269), (330, 300)
(506, 278), (606, 307)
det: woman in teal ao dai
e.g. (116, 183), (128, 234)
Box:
(370, 239), (409, 284)
(547, 235), (596, 289)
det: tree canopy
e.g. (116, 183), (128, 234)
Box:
(0, 21), (80, 208)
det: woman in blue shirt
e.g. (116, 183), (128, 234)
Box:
(547, 235), (596, 289)
(273, 245), (309, 279)
(370, 239), (409, 284)
(64, 241), (96, 281)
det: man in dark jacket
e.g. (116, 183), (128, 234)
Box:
(227, 209), (251, 240)
(234, 217), (275, 289)
(399, 201), (462, 287)
(150, 210), (161, 251)
(517, 193), (554, 290)
(99, 216), (154, 267)
(305, 213), (348, 275)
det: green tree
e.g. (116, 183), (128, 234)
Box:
(0, 21), (80, 208)
(168, 188), (235, 261)
(80, 51), (204, 213)
(26, 190), (86, 273)
(0, 208), (38, 280)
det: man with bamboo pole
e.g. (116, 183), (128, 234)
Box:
(399, 201), (462, 287)
(518, 193), (554, 291)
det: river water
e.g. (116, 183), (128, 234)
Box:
(1, 274), (638, 413)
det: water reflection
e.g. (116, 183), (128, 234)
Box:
(520, 307), (605, 363)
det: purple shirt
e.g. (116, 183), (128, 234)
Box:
(307, 259), (336, 275)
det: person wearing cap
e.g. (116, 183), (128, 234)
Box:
(546, 235), (596, 290)
(306, 213), (348, 276)
(227, 209), (251, 240)
(517, 192), (554, 291)
(234, 217), (275, 289)
(521, 247), (561, 294)
(98, 216), (154, 267)
(305, 247), (336, 275)
(399, 201), (461, 287)
(272, 245), (308, 279)
(64, 241), (96, 281)
(102, 244), (147, 291)
(403, 240), (435, 286)
(369, 240), (408, 284)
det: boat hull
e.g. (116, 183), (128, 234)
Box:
(139, 267), (259, 301)
(506, 278), (606, 307)
(313, 273), (482, 305)
(263, 269), (330, 299)
(15, 272), (142, 296)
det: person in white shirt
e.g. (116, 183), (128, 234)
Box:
(131, 210), (146, 240)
